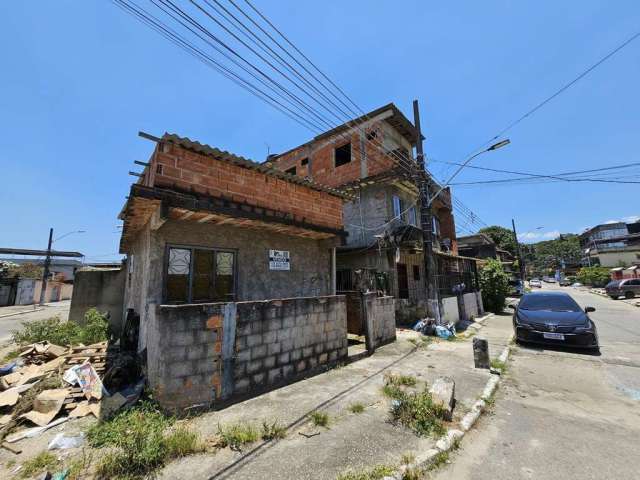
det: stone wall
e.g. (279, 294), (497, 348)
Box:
(148, 295), (348, 411)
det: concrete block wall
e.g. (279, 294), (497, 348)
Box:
(364, 294), (396, 349)
(69, 269), (126, 333)
(148, 296), (348, 411)
(232, 296), (348, 398)
(148, 303), (224, 411)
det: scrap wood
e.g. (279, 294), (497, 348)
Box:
(1, 442), (21, 454)
(5, 417), (69, 443)
(0, 389), (19, 407)
(0, 414), (12, 425)
(20, 388), (69, 427)
(69, 401), (93, 418)
(1, 371), (22, 386)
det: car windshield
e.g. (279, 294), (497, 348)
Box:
(605, 281), (621, 288)
(519, 294), (582, 312)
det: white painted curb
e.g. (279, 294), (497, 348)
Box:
(387, 334), (515, 479)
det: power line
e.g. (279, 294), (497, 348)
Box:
(435, 159), (640, 183)
(440, 28), (640, 186)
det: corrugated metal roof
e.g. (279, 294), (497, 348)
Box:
(155, 132), (352, 199)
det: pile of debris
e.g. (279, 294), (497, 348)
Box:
(412, 318), (457, 339)
(0, 340), (143, 450)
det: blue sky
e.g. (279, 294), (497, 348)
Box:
(1, 1), (638, 261)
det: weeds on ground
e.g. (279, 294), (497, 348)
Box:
(217, 422), (259, 450)
(384, 373), (417, 387)
(490, 358), (507, 372)
(337, 464), (395, 480)
(19, 451), (60, 478)
(67, 449), (94, 480)
(408, 337), (430, 348)
(261, 420), (287, 441)
(11, 308), (109, 346)
(310, 411), (329, 427)
(401, 452), (416, 465)
(382, 376), (446, 437)
(402, 466), (424, 480)
(0, 348), (19, 365)
(348, 402), (365, 414)
(427, 451), (449, 471)
(87, 400), (202, 479)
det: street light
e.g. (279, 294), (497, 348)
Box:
(429, 138), (511, 206)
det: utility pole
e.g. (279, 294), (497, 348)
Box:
(413, 100), (441, 323)
(38, 228), (53, 305)
(511, 219), (526, 281)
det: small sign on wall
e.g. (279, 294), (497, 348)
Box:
(269, 250), (290, 271)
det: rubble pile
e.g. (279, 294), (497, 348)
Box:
(0, 340), (143, 449)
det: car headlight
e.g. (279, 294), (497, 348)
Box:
(573, 324), (593, 333)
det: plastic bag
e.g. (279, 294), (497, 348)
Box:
(435, 325), (453, 339)
(48, 433), (85, 450)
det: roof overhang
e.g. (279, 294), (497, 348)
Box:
(119, 185), (346, 253)
(0, 248), (84, 258)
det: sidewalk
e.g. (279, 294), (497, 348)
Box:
(160, 313), (514, 480)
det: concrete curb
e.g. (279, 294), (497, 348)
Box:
(386, 333), (515, 479)
(0, 307), (44, 319)
(461, 313), (494, 338)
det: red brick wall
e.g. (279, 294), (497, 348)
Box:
(272, 123), (396, 188)
(150, 143), (343, 230)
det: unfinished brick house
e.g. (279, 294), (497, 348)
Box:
(117, 132), (395, 410)
(268, 103), (469, 322)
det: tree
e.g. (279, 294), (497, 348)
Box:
(577, 266), (611, 287)
(479, 259), (510, 314)
(0, 261), (43, 279)
(478, 226), (517, 257)
(528, 234), (581, 275)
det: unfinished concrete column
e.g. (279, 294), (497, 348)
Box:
(473, 337), (490, 369)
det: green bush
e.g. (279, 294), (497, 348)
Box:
(576, 266), (611, 287)
(479, 259), (510, 314)
(11, 308), (109, 346)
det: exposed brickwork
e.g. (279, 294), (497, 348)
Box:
(150, 142), (343, 231)
(273, 125), (396, 189)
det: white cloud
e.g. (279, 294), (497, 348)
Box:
(518, 230), (560, 242)
(604, 219), (620, 224)
(622, 215), (640, 223)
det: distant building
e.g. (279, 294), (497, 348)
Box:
(580, 221), (640, 267)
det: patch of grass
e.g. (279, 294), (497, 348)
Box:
(0, 348), (20, 365)
(88, 400), (202, 479)
(66, 450), (94, 480)
(384, 373), (417, 387)
(165, 425), (205, 457)
(20, 451), (60, 478)
(11, 308), (109, 346)
(217, 422), (259, 450)
(261, 420), (287, 441)
(310, 411), (329, 427)
(389, 389), (447, 438)
(402, 466), (424, 480)
(348, 402), (365, 414)
(337, 464), (395, 480)
(427, 451), (449, 471)
(408, 337), (430, 348)
(401, 452), (416, 465)
(382, 383), (404, 400)
(490, 358), (507, 372)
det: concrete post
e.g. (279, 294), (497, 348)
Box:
(473, 337), (490, 369)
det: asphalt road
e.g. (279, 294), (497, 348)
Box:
(0, 300), (70, 342)
(434, 283), (640, 480)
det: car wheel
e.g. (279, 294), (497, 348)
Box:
(625, 291), (635, 299)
